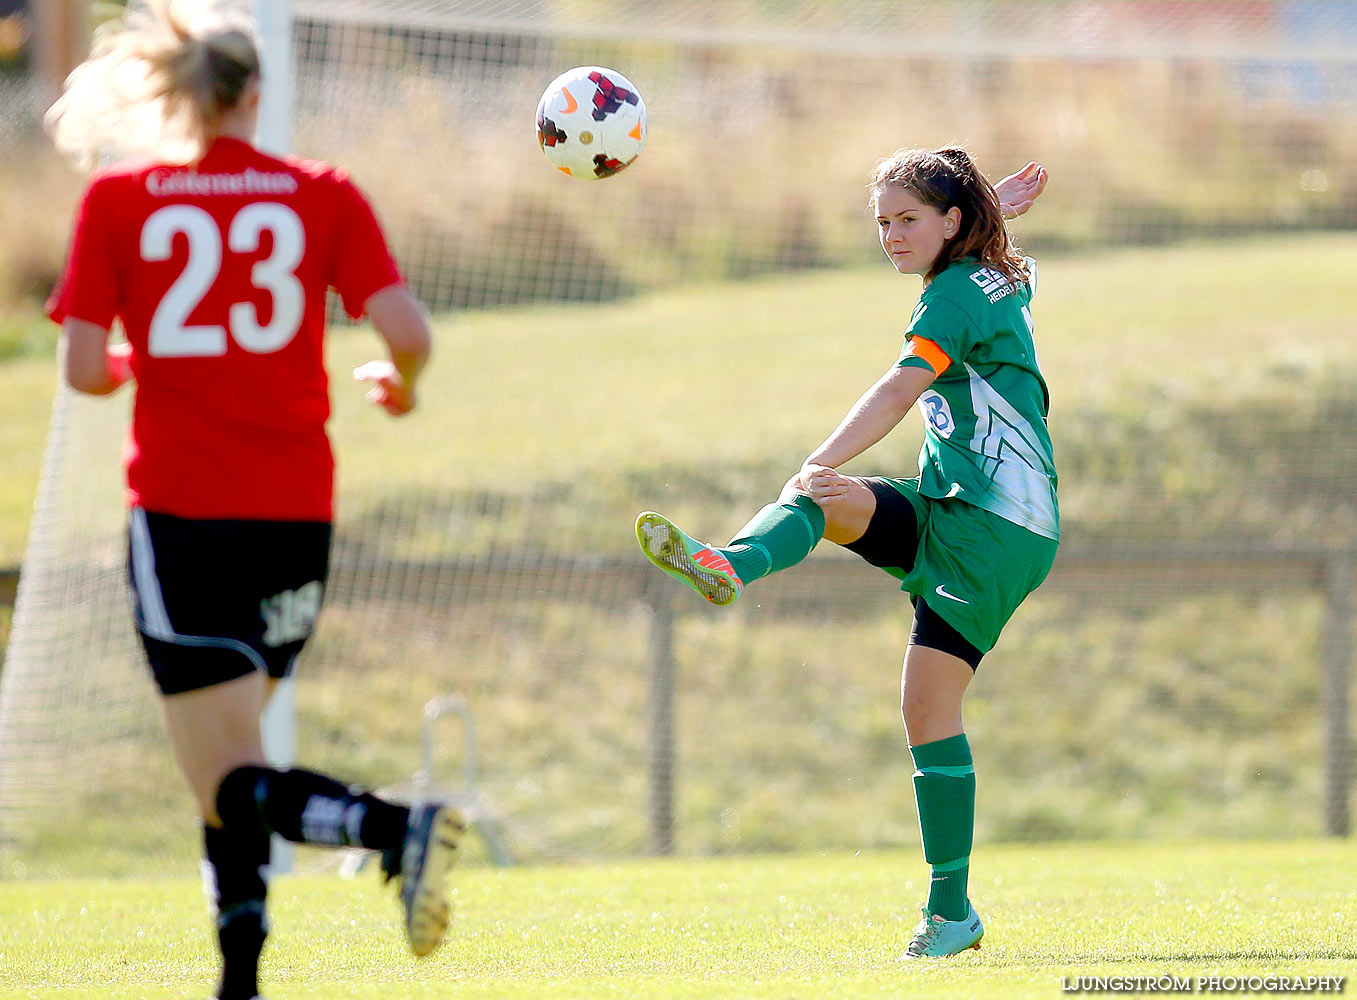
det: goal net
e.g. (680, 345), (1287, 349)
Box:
(3, 0), (1357, 876)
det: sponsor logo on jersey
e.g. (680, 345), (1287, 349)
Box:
(970, 266), (1015, 303)
(147, 168), (300, 197)
(918, 390), (956, 439)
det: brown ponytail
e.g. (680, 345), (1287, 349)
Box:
(869, 146), (1030, 285)
(46, 0), (260, 170)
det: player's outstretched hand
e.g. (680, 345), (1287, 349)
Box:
(995, 161), (1048, 220)
(799, 463), (852, 507)
(354, 360), (417, 416)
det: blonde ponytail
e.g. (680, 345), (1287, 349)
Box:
(45, 0), (259, 171)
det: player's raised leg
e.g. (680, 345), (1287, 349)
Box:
(635, 475), (829, 605)
(635, 510), (746, 605)
(213, 762), (466, 958)
(165, 678), (465, 966)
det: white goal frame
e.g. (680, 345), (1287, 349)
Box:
(252, 0), (298, 874)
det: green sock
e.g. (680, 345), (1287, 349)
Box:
(721, 493), (825, 583)
(910, 733), (975, 922)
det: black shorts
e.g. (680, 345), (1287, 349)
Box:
(841, 478), (985, 670)
(840, 477), (921, 572)
(127, 508), (332, 696)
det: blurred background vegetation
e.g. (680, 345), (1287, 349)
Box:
(1, 1), (1355, 873)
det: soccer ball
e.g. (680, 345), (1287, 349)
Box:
(535, 66), (647, 179)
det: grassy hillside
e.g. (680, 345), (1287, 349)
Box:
(2, 236), (1354, 871)
(5, 232), (1356, 565)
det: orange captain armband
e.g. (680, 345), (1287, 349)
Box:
(901, 336), (952, 376)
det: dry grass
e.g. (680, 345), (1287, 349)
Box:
(0, 143), (81, 317)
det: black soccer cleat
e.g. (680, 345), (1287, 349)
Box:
(381, 802), (467, 957)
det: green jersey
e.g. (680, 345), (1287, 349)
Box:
(897, 256), (1059, 541)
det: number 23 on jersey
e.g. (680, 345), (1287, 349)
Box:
(139, 202), (304, 358)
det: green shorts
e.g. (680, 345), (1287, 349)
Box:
(859, 477), (1058, 654)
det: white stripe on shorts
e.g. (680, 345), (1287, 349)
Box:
(130, 507), (174, 638)
(128, 507), (269, 674)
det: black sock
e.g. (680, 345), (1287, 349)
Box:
(203, 822), (270, 1000)
(216, 765), (409, 849)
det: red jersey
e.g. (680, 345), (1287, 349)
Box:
(47, 137), (402, 521)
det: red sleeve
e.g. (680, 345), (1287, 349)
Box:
(329, 172), (403, 319)
(47, 176), (121, 328)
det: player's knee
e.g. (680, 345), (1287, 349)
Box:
(900, 683), (929, 736)
(213, 761), (272, 828)
(900, 677), (963, 744)
(777, 473), (806, 502)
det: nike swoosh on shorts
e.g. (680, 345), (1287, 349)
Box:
(934, 584), (969, 604)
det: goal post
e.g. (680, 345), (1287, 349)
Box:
(252, 0), (297, 875)
(253, 0), (293, 157)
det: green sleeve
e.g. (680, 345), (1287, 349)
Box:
(898, 293), (977, 368)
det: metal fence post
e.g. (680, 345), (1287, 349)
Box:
(646, 589), (677, 855)
(1322, 554), (1353, 836)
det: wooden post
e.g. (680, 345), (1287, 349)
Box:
(1322, 555), (1353, 836)
(30, 0), (87, 105)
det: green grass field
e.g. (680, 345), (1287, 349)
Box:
(2, 841), (1353, 1000)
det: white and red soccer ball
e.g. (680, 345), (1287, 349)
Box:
(536, 66), (647, 179)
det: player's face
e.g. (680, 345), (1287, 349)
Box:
(875, 185), (960, 276)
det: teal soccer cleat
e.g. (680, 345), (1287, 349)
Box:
(635, 511), (744, 606)
(901, 903), (984, 958)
